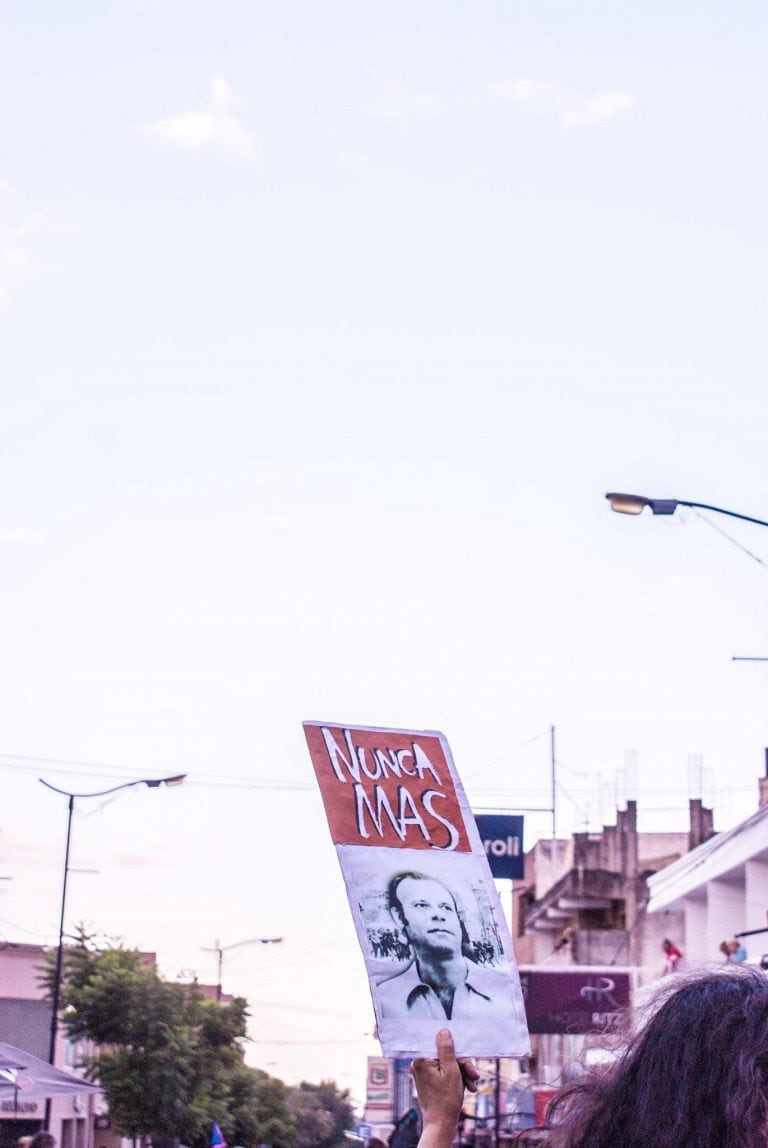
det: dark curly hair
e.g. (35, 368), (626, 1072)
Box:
(548, 966), (768, 1148)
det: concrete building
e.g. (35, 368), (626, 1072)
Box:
(512, 798), (714, 973)
(646, 765), (768, 965)
(0, 941), (109, 1148)
(502, 797), (716, 1124)
(0, 940), (234, 1148)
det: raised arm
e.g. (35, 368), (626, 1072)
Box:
(413, 1029), (479, 1148)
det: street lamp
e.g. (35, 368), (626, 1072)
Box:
(201, 935), (284, 1002)
(605, 492), (768, 529)
(40, 773), (186, 1095)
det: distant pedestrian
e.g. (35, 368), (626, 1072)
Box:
(720, 937), (748, 964)
(553, 925), (576, 955)
(661, 937), (684, 973)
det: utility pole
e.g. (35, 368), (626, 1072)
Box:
(40, 773), (185, 1130)
(550, 724), (557, 838)
(493, 1057), (501, 1147)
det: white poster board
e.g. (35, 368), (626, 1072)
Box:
(304, 720), (531, 1059)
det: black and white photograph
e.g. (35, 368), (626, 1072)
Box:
(338, 844), (530, 1058)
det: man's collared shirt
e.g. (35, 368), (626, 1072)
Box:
(376, 959), (508, 1020)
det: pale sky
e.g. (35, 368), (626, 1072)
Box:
(2, 0), (768, 1110)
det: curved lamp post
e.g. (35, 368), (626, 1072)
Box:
(40, 772), (186, 1111)
(605, 492), (768, 529)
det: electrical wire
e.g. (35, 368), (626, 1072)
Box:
(462, 729), (550, 782)
(694, 510), (768, 569)
(0, 754), (312, 791)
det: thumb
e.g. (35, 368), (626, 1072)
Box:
(435, 1027), (456, 1068)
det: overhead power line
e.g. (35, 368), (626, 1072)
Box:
(0, 754), (312, 791)
(0, 751), (761, 806)
(462, 728), (551, 782)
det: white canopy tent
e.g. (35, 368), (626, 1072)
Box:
(0, 1040), (102, 1102)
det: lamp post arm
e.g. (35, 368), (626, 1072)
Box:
(675, 501), (768, 529)
(219, 936), (284, 952)
(39, 774), (186, 800)
(40, 778), (147, 800)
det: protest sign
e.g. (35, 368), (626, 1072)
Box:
(303, 720), (531, 1059)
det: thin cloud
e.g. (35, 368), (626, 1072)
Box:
(484, 77), (635, 127)
(365, 71), (449, 123)
(364, 73), (635, 129)
(107, 847), (176, 868)
(487, 79), (560, 106)
(143, 74), (257, 159)
(250, 511), (291, 532)
(0, 188), (72, 308)
(0, 527), (44, 546)
(560, 89), (636, 127)
(0, 216), (50, 307)
(0, 242), (32, 308)
(252, 465), (289, 488)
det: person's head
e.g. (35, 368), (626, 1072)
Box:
(30, 1134), (56, 1148)
(549, 967), (768, 1148)
(387, 872), (469, 959)
(661, 938), (675, 953)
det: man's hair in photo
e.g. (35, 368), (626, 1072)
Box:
(548, 966), (768, 1148)
(386, 870), (471, 950)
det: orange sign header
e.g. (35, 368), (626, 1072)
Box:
(303, 722), (472, 852)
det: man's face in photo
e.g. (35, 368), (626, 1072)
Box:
(394, 876), (463, 959)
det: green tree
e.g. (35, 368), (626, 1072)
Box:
(41, 929), (297, 1148)
(288, 1079), (355, 1148)
(231, 1066), (297, 1148)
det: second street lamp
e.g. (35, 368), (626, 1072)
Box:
(202, 935), (284, 1002)
(41, 771), (186, 1124)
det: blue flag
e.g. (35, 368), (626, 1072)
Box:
(211, 1124), (227, 1148)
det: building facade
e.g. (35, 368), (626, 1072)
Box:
(498, 797), (716, 1131)
(512, 799), (714, 973)
(646, 766), (768, 965)
(0, 941), (236, 1148)
(0, 942), (111, 1148)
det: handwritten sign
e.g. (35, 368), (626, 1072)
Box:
(304, 720), (531, 1059)
(304, 723), (471, 851)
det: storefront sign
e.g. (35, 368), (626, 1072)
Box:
(519, 967), (631, 1033)
(365, 1057), (394, 1109)
(1, 1099), (40, 1114)
(474, 815), (524, 879)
